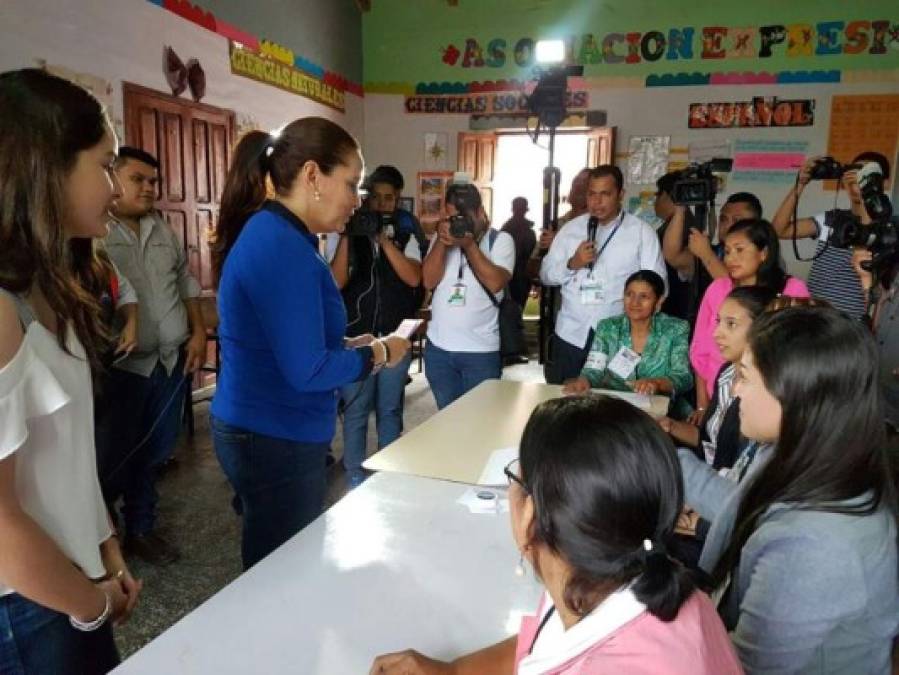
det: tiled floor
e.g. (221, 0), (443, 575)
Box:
(114, 359), (545, 659)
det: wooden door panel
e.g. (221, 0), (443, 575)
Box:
(161, 113), (185, 203)
(192, 119), (211, 204)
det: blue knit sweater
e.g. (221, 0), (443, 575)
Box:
(211, 201), (371, 443)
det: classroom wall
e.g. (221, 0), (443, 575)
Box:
(0, 0), (365, 143)
(361, 0), (899, 277)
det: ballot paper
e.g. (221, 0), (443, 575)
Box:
(477, 446), (518, 487)
(456, 487), (510, 514)
(589, 388), (652, 412)
(393, 318), (424, 340)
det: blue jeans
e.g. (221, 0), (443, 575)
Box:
(211, 417), (329, 570)
(424, 341), (501, 410)
(0, 593), (119, 675)
(94, 353), (186, 536)
(340, 351), (412, 485)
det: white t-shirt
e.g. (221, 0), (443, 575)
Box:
(0, 302), (111, 596)
(427, 229), (515, 353)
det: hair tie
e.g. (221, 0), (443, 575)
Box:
(642, 538), (668, 561)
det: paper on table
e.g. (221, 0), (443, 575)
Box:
(590, 388), (652, 412)
(477, 446), (518, 487)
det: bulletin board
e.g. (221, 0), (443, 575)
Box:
(825, 94), (899, 190)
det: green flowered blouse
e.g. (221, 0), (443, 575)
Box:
(581, 312), (694, 417)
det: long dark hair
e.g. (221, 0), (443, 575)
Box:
(519, 396), (696, 622)
(712, 307), (895, 585)
(725, 218), (787, 292)
(0, 68), (111, 366)
(725, 285), (778, 321)
(212, 117), (359, 285)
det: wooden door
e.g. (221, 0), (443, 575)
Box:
(123, 83), (234, 296)
(123, 83), (234, 389)
(457, 132), (497, 221)
(587, 127), (615, 167)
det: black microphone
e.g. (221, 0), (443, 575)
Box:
(587, 216), (598, 272)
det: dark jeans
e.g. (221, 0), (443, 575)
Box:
(211, 417), (329, 570)
(423, 341), (501, 410)
(543, 333), (591, 385)
(95, 353), (186, 536)
(0, 593), (119, 675)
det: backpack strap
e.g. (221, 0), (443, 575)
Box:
(0, 287), (35, 329)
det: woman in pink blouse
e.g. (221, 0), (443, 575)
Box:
(370, 396), (741, 675)
(690, 219), (809, 412)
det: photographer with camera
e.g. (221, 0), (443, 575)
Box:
(539, 165), (666, 385)
(771, 152), (891, 320)
(327, 165), (426, 487)
(421, 178), (515, 409)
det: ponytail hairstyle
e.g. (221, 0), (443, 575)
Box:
(725, 219), (787, 292)
(212, 117), (359, 285)
(519, 396), (696, 622)
(0, 68), (113, 367)
(712, 306), (895, 587)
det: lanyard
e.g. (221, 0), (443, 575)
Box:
(588, 213), (623, 273)
(528, 605), (556, 655)
(456, 233), (486, 281)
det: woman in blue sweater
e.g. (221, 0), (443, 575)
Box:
(210, 117), (410, 569)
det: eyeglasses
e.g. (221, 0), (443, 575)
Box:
(504, 458), (527, 492)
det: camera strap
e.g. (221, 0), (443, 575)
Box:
(468, 229), (503, 308)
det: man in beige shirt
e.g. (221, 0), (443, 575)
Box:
(97, 147), (206, 565)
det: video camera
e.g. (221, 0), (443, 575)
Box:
(672, 158), (734, 207)
(445, 180), (482, 239)
(346, 209), (396, 239)
(826, 161), (897, 276)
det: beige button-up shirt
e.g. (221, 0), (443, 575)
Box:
(103, 211), (201, 377)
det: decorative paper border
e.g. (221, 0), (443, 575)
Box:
(145, 0), (363, 96)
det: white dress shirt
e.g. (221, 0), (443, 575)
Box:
(540, 211), (667, 348)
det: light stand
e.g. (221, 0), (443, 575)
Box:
(529, 63), (582, 363)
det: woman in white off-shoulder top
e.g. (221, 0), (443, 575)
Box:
(0, 69), (141, 674)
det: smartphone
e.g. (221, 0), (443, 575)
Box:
(112, 351), (130, 366)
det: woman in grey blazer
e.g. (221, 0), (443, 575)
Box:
(680, 305), (898, 674)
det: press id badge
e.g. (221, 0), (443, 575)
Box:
(583, 350), (608, 371)
(607, 346), (641, 380)
(579, 279), (604, 305)
(448, 283), (467, 307)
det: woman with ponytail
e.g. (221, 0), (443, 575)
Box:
(210, 118), (411, 570)
(680, 306), (898, 673)
(371, 396), (741, 674)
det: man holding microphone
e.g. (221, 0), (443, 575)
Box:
(540, 165), (666, 384)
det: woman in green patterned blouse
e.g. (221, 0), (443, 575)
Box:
(563, 270), (693, 418)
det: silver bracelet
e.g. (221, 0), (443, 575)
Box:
(70, 590), (111, 632)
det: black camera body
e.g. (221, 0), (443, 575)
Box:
(445, 182), (482, 239)
(346, 209), (395, 238)
(448, 213), (475, 239)
(672, 158), (733, 207)
(808, 156), (847, 181)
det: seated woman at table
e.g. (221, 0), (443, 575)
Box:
(680, 306), (898, 673)
(658, 285), (776, 471)
(689, 218), (808, 421)
(371, 396), (742, 675)
(563, 270), (693, 419)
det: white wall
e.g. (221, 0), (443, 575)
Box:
(364, 80), (899, 277)
(0, 0), (364, 143)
